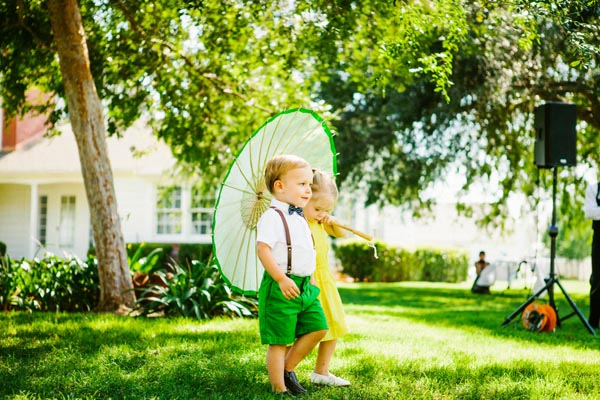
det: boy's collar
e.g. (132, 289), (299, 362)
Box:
(270, 198), (291, 211)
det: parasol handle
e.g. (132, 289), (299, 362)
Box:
(332, 222), (373, 241)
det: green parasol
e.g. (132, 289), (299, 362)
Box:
(212, 108), (337, 295)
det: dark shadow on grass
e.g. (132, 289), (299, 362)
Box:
(0, 313), (270, 399)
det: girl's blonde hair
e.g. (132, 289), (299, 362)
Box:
(311, 169), (338, 203)
(264, 154), (311, 194)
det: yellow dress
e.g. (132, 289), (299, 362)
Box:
(309, 221), (349, 341)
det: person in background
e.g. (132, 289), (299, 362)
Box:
(475, 251), (490, 276)
(583, 181), (600, 329)
(471, 250), (491, 294)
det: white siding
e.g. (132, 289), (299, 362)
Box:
(114, 177), (155, 244)
(0, 184), (31, 257)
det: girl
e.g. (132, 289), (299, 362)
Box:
(303, 169), (351, 387)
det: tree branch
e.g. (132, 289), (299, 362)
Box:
(111, 0), (274, 114)
(16, 0), (52, 50)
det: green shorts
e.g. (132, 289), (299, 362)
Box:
(258, 273), (328, 345)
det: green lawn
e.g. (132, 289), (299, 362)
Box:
(1, 280), (599, 399)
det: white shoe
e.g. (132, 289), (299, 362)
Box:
(310, 372), (351, 387)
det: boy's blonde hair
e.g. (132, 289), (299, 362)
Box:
(264, 154), (311, 194)
(311, 169), (338, 203)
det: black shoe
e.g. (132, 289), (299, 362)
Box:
(284, 370), (307, 395)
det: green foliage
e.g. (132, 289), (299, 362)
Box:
(126, 243), (173, 271)
(0, 254), (99, 312)
(0, 0), (328, 188)
(127, 243), (168, 275)
(319, 0), (600, 230)
(0, 255), (23, 311)
(544, 201), (593, 261)
(177, 243), (213, 266)
(332, 241), (378, 282)
(413, 247), (469, 283)
(133, 260), (257, 320)
(333, 241), (468, 283)
(2, 0), (599, 233)
(0, 241), (6, 256)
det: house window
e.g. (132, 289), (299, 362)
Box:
(191, 187), (214, 235)
(156, 186), (182, 234)
(38, 195), (48, 245)
(59, 195), (76, 247)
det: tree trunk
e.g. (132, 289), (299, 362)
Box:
(47, 0), (135, 311)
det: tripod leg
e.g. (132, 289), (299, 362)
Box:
(501, 279), (553, 327)
(554, 279), (597, 336)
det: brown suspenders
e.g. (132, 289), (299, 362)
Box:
(270, 207), (293, 276)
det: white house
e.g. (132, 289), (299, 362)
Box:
(0, 117), (213, 259)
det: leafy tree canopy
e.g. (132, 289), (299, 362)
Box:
(316, 0), (600, 250)
(1, 0), (599, 234)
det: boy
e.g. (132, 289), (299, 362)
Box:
(256, 154), (328, 396)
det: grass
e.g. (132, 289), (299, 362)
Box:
(1, 279), (600, 399)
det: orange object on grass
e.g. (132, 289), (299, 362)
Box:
(541, 304), (557, 332)
(522, 303), (548, 332)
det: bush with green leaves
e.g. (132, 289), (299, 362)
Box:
(133, 259), (258, 320)
(414, 247), (469, 283)
(128, 244), (167, 275)
(0, 253), (99, 312)
(177, 243), (213, 266)
(333, 241), (468, 283)
(126, 243), (173, 269)
(0, 255), (26, 311)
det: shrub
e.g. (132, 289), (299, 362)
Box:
(414, 247), (469, 283)
(0, 255), (25, 311)
(177, 243), (213, 265)
(20, 254), (100, 312)
(0, 241), (6, 257)
(0, 253), (99, 312)
(128, 245), (167, 275)
(332, 241), (380, 281)
(127, 243), (173, 269)
(133, 259), (258, 320)
(333, 241), (468, 283)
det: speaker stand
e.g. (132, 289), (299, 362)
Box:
(501, 167), (596, 335)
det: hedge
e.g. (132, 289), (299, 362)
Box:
(1, 253), (99, 312)
(332, 241), (469, 283)
(178, 243), (213, 266)
(88, 243), (213, 267)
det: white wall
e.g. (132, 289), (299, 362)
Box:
(0, 184), (31, 257)
(114, 177), (155, 244)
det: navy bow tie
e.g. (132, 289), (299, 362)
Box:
(288, 205), (303, 216)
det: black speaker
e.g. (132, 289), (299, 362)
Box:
(534, 102), (577, 168)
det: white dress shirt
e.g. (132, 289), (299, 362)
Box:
(256, 198), (316, 277)
(584, 182), (600, 220)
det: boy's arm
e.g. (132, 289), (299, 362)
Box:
(257, 241), (300, 300)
